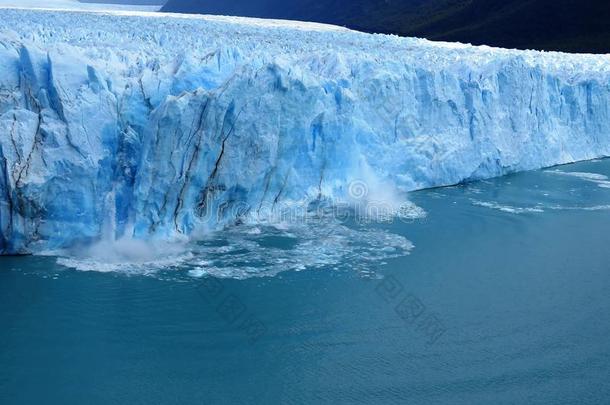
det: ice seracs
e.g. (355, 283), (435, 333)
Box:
(1, 7), (610, 254)
(0, 0), (161, 12)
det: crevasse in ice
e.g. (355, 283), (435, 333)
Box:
(1, 8), (609, 254)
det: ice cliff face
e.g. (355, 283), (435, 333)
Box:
(1, 8), (610, 254)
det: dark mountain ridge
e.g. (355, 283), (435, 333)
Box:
(162, 0), (610, 53)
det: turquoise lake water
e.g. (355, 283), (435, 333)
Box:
(2, 159), (610, 404)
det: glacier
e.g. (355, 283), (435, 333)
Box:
(1, 7), (610, 254)
(0, 0), (161, 12)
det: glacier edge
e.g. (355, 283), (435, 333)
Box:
(1, 8), (610, 254)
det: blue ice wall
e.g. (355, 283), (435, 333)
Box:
(1, 8), (609, 253)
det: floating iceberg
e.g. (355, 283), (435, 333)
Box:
(1, 7), (610, 254)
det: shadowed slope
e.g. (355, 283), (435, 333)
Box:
(162, 0), (610, 53)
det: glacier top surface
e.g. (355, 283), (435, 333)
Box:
(0, 0), (160, 12)
(0, 6), (609, 81)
